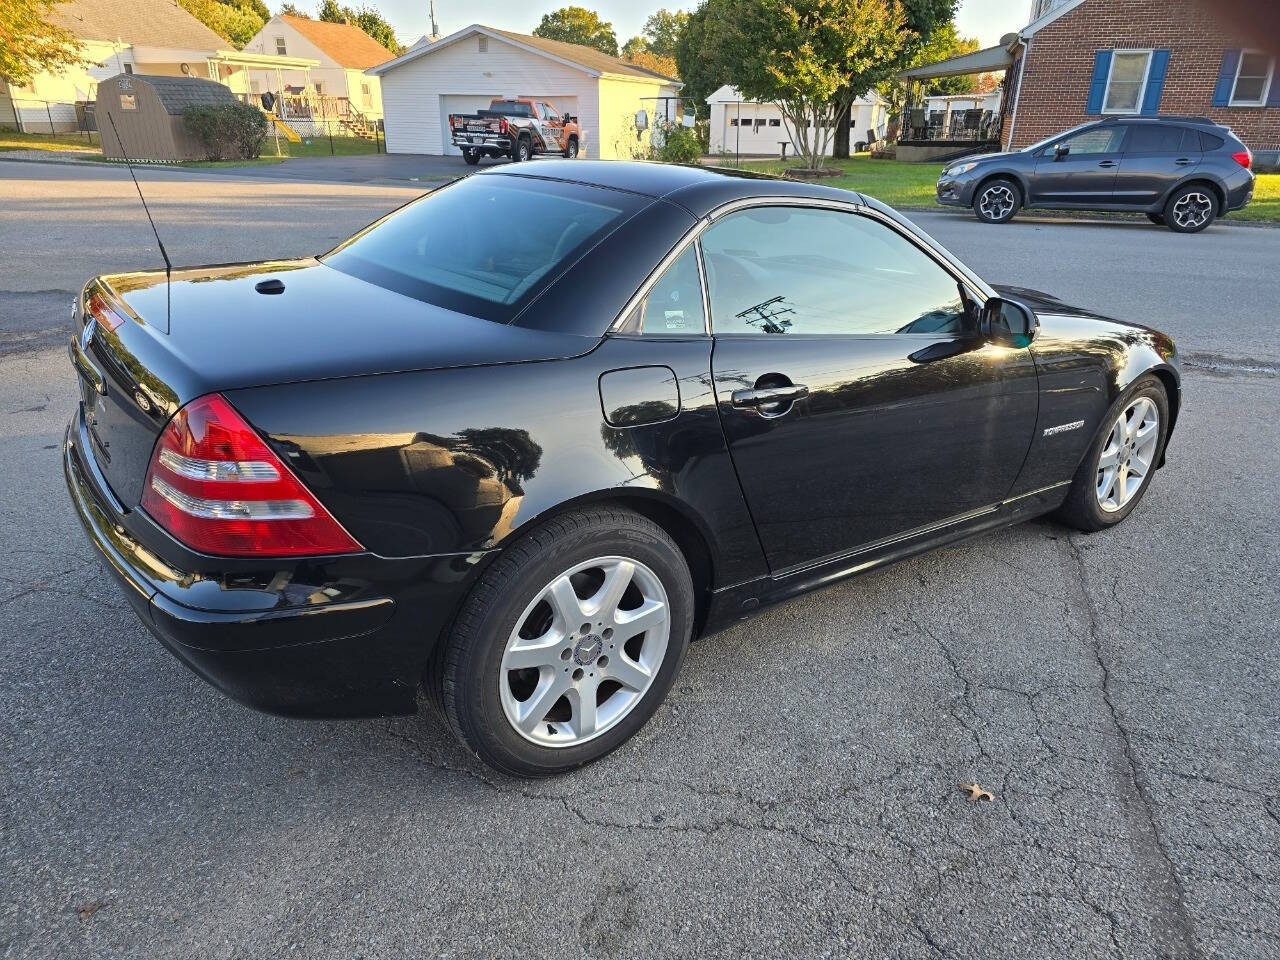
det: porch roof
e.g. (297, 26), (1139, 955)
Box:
(897, 43), (1013, 81)
(208, 50), (320, 70)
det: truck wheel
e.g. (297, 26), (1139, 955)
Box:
(462, 148), (481, 166)
(563, 137), (579, 159)
(511, 136), (531, 163)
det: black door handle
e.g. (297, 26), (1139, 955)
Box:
(731, 384), (809, 408)
(1097, 160), (1118, 168)
(1175, 158), (1195, 165)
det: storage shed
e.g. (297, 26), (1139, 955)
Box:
(96, 73), (239, 161)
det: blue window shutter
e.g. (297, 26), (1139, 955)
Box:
(1212, 50), (1241, 107)
(1141, 50), (1171, 114)
(1267, 58), (1280, 107)
(1086, 50), (1112, 114)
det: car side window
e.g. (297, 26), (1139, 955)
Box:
(543, 104), (561, 123)
(1058, 126), (1124, 154)
(701, 206), (970, 336)
(638, 246), (705, 335)
(1125, 125), (1186, 154)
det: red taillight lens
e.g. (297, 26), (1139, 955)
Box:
(87, 291), (126, 332)
(1232, 150), (1252, 169)
(141, 393), (362, 557)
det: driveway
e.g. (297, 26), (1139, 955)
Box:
(1, 161), (1277, 960)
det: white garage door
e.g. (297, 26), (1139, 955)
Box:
(439, 94), (502, 156)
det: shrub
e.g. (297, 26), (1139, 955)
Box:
(183, 102), (268, 161)
(656, 123), (703, 164)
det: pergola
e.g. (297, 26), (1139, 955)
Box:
(895, 39), (1016, 158)
(205, 49), (320, 105)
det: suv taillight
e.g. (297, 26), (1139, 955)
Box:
(1232, 149), (1252, 169)
(141, 393), (362, 557)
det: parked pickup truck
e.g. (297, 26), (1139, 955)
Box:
(448, 97), (583, 164)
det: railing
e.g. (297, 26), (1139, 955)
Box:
(0, 97), (98, 137)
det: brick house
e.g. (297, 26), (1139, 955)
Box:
(1002, 0), (1279, 154)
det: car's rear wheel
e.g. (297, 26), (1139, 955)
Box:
(1165, 185), (1217, 233)
(1146, 212), (1165, 225)
(511, 135), (532, 163)
(973, 178), (1021, 224)
(462, 148), (481, 165)
(431, 506), (693, 777)
(1054, 376), (1169, 532)
(563, 137), (579, 158)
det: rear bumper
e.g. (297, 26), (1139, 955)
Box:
(452, 132), (511, 153)
(63, 409), (488, 718)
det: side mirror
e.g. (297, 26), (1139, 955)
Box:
(634, 110), (648, 132)
(1054, 143), (1070, 160)
(981, 296), (1036, 348)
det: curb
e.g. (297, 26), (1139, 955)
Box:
(896, 204), (1279, 229)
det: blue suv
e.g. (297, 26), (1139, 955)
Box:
(936, 115), (1255, 233)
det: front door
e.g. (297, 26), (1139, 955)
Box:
(1030, 124), (1127, 205)
(1112, 123), (1201, 207)
(704, 204), (1039, 573)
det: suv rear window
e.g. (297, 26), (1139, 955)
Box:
(1198, 131), (1225, 151)
(324, 175), (643, 323)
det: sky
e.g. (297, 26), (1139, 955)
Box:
(298, 0), (1018, 50)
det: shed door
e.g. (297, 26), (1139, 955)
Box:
(439, 94), (500, 155)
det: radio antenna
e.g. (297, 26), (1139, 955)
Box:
(107, 110), (171, 326)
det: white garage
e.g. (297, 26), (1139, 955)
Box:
(368, 24), (680, 161)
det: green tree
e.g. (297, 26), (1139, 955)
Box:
(917, 22), (980, 95)
(278, 2), (306, 14)
(318, 0), (344, 21)
(705, 0), (906, 170)
(177, 0), (265, 48)
(640, 8), (687, 59)
(533, 6), (618, 57)
(673, 2), (735, 118)
(621, 35), (648, 59)
(0, 0), (83, 86)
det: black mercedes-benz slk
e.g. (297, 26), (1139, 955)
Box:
(64, 160), (1180, 776)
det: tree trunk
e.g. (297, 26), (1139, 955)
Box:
(832, 87), (851, 159)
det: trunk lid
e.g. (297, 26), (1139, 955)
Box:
(73, 259), (598, 507)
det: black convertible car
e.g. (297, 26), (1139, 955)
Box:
(65, 161), (1180, 776)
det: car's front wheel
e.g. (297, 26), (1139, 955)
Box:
(973, 178), (1021, 224)
(1165, 184), (1217, 233)
(1055, 376), (1169, 532)
(431, 507), (693, 777)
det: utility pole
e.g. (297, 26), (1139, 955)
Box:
(429, 0), (439, 40)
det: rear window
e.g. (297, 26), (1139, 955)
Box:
(1198, 131), (1225, 151)
(324, 175), (642, 323)
(491, 101), (533, 117)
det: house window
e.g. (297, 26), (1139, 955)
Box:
(768, 118), (781, 127)
(729, 119), (738, 126)
(478, 36), (488, 53)
(123, 63), (133, 75)
(1231, 50), (1274, 106)
(1103, 50), (1152, 114)
(314, 81), (324, 95)
(275, 37), (287, 55)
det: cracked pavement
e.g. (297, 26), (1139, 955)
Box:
(1, 161), (1278, 958)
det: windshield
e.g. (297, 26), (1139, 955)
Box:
(1022, 121), (1096, 153)
(324, 175), (641, 323)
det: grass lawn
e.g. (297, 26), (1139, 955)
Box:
(712, 154), (1280, 223)
(0, 130), (100, 153)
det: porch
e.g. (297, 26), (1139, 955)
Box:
(895, 41), (1015, 161)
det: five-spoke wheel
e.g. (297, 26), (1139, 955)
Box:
(1165, 185), (1217, 233)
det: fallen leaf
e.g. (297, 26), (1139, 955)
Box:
(959, 782), (995, 803)
(76, 900), (110, 921)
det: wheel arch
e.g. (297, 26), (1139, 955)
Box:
(974, 169), (1029, 204)
(1162, 176), (1226, 213)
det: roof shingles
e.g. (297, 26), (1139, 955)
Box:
(279, 14), (396, 70)
(48, 0), (227, 50)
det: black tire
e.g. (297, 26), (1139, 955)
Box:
(973, 177), (1022, 224)
(1054, 375), (1170, 532)
(462, 148), (481, 165)
(563, 136), (579, 159)
(511, 135), (532, 163)
(1164, 184), (1217, 233)
(430, 506), (694, 777)
(1146, 212), (1165, 225)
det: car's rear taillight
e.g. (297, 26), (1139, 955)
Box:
(1232, 149), (1252, 169)
(141, 393), (362, 557)
(86, 290), (127, 332)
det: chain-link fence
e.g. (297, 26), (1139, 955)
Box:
(0, 96), (99, 140)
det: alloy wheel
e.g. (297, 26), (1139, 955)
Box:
(1096, 396), (1160, 512)
(978, 184), (1016, 221)
(1172, 192), (1213, 230)
(499, 556), (670, 747)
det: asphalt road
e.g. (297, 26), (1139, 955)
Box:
(1, 161), (1278, 959)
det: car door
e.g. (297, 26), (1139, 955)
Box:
(1030, 124), (1127, 205)
(1112, 124), (1200, 206)
(538, 102), (566, 151)
(704, 202), (1040, 573)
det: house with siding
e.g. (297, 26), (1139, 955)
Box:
(367, 25), (682, 160)
(0, 0), (316, 133)
(1002, 0), (1278, 154)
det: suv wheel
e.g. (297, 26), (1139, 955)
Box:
(1165, 185), (1217, 233)
(973, 178), (1021, 224)
(563, 137), (579, 159)
(430, 506), (694, 777)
